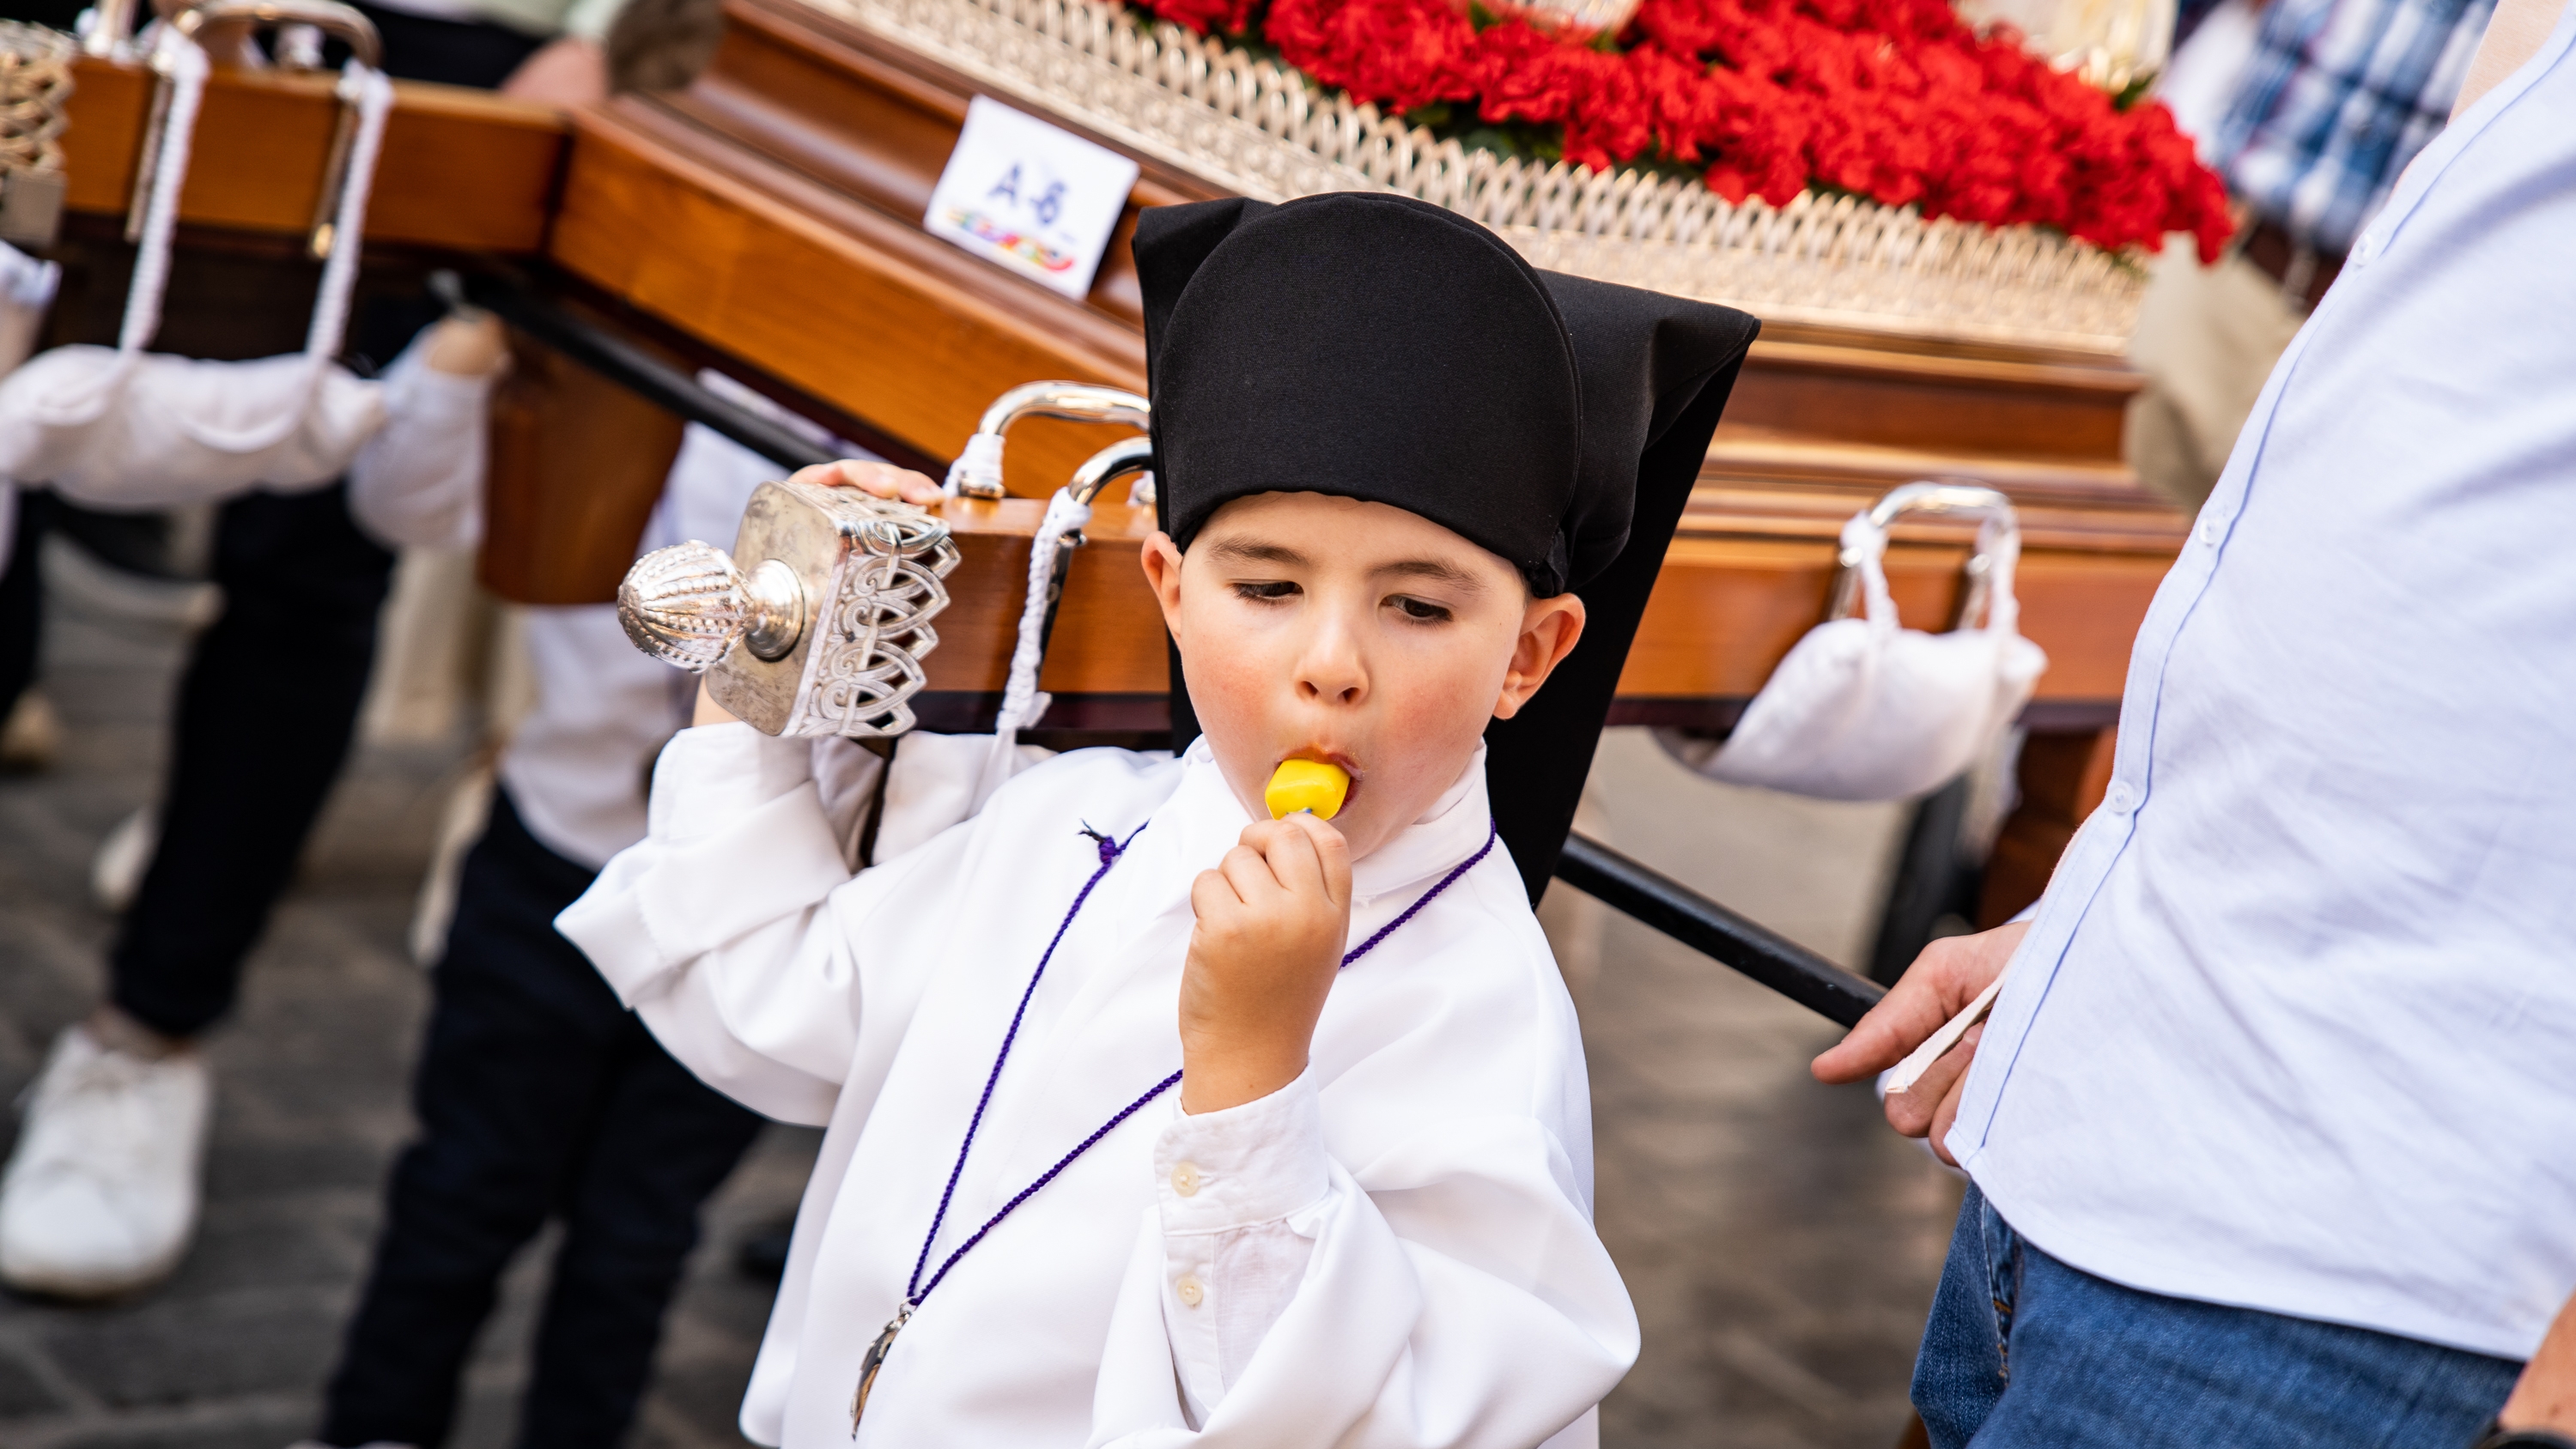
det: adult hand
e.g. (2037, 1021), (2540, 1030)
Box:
(2498, 1289), (2576, 1435)
(499, 36), (609, 107)
(1178, 812), (1352, 1114)
(786, 458), (945, 506)
(422, 312), (506, 377)
(1812, 920), (2030, 1167)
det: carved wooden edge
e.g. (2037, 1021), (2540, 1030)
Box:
(656, 0), (1225, 330)
(549, 101), (1151, 499)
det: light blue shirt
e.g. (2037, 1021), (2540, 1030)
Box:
(1949, 2), (2576, 1361)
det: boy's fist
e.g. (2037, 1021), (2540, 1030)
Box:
(1178, 812), (1353, 1113)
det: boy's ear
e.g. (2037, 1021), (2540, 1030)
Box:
(1139, 532), (1188, 647)
(1493, 593), (1587, 721)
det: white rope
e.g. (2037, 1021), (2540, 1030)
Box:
(1838, 512), (1899, 635)
(303, 61), (392, 361)
(115, 40), (391, 367)
(972, 485), (1091, 809)
(944, 430), (1005, 497)
(116, 30), (208, 357)
(1839, 508), (2028, 636)
(1978, 517), (2024, 636)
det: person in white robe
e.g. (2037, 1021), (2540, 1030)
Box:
(559, 192), (1761, 1447)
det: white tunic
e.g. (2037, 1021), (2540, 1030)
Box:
(557, 726), (1637, 1448)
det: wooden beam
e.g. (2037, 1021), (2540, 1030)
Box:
(60, 55), (567, 252)
(550, 101), (1146, 494)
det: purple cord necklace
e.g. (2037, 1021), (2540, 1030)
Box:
(848, 815), (1500, 1433)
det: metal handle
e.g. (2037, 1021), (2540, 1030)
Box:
(1035, 435), (1157, 657)
(170, 0), (383, 67)
(1065, 434), (1152, 509)
(1825, 480), (2020, 629)
(170, 0), (386, 256)
(124, 2), (386, 251)
(954, 381), (1150, 498)
(617, 543), (807, 671)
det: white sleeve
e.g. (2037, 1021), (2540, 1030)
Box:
(556, 723), (852, 1123)
(557, 721), (978, 1125)
(1152, 1075), (1333, 1419)
(346, 335), (501, 552)
(1094, 1089), (1636, 1447)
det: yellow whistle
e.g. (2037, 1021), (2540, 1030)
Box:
(1266, 759), (1351, 821)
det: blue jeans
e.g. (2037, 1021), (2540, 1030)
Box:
(1915, 1185), (2523, 1449)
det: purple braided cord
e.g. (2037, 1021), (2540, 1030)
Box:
(907, 821), (1148, 1304)
(1337, 821), (1497, 972)
(914, 1066), (1186, 1303)
(906, 817), (1501, 1311)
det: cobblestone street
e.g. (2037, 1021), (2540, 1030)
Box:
(0, 552), (1955, 1449)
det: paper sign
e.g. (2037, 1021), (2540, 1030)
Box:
(926, 97), (1141, 301)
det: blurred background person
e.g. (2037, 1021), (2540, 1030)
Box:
(0, 0), (638, 1300)
(2125, 0), (2500, 507)
(297, 385), (805, 1449)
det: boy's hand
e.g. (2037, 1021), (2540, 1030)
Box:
(1179, 812), (1352, 1114)
(691, 680), (739, 728)
(787, 459), (946, 506)
(1811, 921), (2029, 1166)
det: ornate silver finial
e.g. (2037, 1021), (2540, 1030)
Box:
(619, 544), (811, 671)
(615, 487), (961, 737)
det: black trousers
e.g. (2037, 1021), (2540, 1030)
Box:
(0, 491), (44, 722)
(322, 789), (764, 1449)
(345, 2), (548, 88)
(110, 486), (398, 1037)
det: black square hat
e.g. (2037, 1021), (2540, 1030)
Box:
(1136, 192), (1759, 898)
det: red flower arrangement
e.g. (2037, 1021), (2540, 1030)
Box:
(1133, 0), (2232, 259)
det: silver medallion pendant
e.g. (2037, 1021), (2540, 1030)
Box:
(850, 1302), (913, 1434)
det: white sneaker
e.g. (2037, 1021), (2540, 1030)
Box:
(0, 1024), (212, 1298)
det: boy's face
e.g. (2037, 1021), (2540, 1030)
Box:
(1141, 492), (1586, 860)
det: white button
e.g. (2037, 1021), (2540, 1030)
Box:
(2105, 782), (2136, 815)
(1170, 1162), (1201, 1197)
(2198, 516), (2223, 547)
(1176, 1276), (1205, 1308)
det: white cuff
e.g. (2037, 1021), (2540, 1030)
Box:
(1156, 1070), (1332, 1234)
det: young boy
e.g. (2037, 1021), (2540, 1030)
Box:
(557, 193), (1757, 1447)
